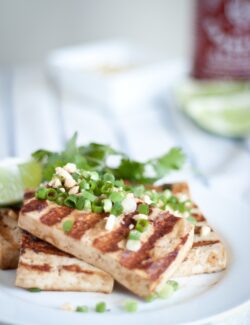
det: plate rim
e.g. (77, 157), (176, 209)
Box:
(0, 183), (249, 325)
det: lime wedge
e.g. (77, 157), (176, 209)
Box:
(176, 80), (250, 106)
(0, 159), (42, 206)
(176, 80), (250, 137)
(184, 93), (250, 137)
(19, 160), (42, 189)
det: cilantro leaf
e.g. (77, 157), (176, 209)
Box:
(114, 159), (145, 182)
(32, 133), (186, 184)
(149, 147), (186, 180)
(113, 147), (185, 184)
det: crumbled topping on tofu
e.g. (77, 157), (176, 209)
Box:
(105, 214), (117, 231)
(201, 225), (211, 237)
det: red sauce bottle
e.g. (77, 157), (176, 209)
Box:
(192, 0), (250, 80)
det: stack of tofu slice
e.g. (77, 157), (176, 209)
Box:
(0, 208), (20, 269)
(0, 183), (227, 298)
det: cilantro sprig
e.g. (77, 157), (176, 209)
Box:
(32, 133), (185, 184)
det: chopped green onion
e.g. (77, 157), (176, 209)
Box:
(46, 188), (58, 201)
(36, 187), (48, 200)
(56, 192), (67, 205)
(91, 199), (104, 213)
(103, 199), (112, 212)
(72, 172), (80, 181)
(157, 283), (174, 299)
(123, 300), (138, 313)
(126, 239), (141, 251)
(76, 305), (88, 313)
(167, 280), (179, 291)
(145, 293), (158, 302)
(84, 199), (91, 211)
(109, 191), (124, 203)
(76, 196), (85, 210)
(135, 218), (149, 233)
(81, 170), (90, 178)
(168, 196), (178, 204)
(28, 287), (41, 292)
(111, 202), (123, 216)
(128, 230), (141, 240)
(149, 191), (159, 200)
(92, 205), (103, 213)
(179, 203), (187, 213)
(81, 190), (96, 202)
(187, 216), (197, 225)
(163, 189), (172, 199)
(137, 204), (149, 215)
(132, 185), (145, 197)
(114, 179), (124, 187)
(103, 173), (115, 183)
(89, 180), (97, 192)
(95, 302), (106, 313)
(185, 199), (193, 208)
(100, 182), (113, 194)
(79, 179), (90, 190)
(145, 281), (179, 302)
(89, 171), (99, 181)
(63, 219), (74, 232)
(64, 195), (78, 208)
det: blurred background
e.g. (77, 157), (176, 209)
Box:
(0, 0), (249, 203)
(0, 0), (192, 65)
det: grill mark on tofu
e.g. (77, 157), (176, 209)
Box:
(120, 214), (180, 275)
(67, 212), (106, 240)
(193, 240), (220, 248)
(19, 262), (51, 272)
(169, 183), (190, 195)
(21, 199), (48, 213)
(145, 234), (189, 280)
(40, 206), (72, 226)
(144, 184), (170, 192)
(192, 213), (206, 222)
(93, 213), (136, 253)
(24, 191), (35, 201)
(194, 226), (214, 235)
(194, 226), (202, 235)
(21, 232), (72, 257)
(61, 264), (94, 274)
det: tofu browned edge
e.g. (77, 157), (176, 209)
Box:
(15, 231), (114, 293)
(0, 208), (21, 269)
(147, 183), (227, 276)
(18, 189), (194, 298)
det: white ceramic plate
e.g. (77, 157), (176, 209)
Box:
(0, 183), (249, 325)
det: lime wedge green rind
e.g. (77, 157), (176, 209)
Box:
(176, 80), (250, 137)
(176, 80), (250, 106)
(18, 160), (42, 189)
(0, 159), (42, 206)
(0, 165), (23, 206)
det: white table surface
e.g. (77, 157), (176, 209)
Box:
(0, 65), (249, 325)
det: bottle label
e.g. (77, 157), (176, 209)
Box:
(192, 0), (250, 79)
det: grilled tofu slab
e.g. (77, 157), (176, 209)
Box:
(19, 193), (194, 298)
(174, 204), (227, 276)
(160, 183), (227, 276)
(0, 208), (21, 269)
(16, 231), (114, 293)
